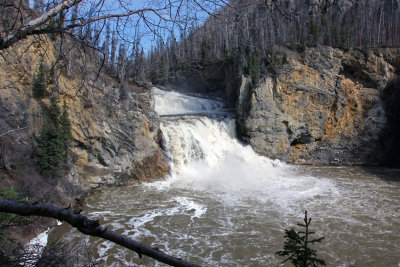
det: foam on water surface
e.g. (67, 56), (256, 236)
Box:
(51, 88), (400, 267)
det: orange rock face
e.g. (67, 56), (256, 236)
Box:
(236, 46), (398, 165)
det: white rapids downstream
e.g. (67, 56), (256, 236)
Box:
(51, 88), (400, 266)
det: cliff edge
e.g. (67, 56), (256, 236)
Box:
(0, 36), (169, 207)
(234, 46), (399, 165)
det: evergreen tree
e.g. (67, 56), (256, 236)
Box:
(333, 26), (340, 47)
(200, 37), (210, 64)
(169, 32), (178, 68)
(235, 39), (247, 74)
(309, 15), (319, 47)
(35, 105), (63, 174)
(340, 24), (348, 49)
(321, 13), (329, 45)
(32, 62), (47, 99)
(276, 211), (326, 267)
(160, 54), (168, 82)
(34, 97), (71, 175)
(249, 50), (261, 86)
(60, 101), (72, 159)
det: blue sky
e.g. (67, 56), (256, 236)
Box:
(28, 0), (222, 53)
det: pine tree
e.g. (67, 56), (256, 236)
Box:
(32, 62), (47, 99)
(339, 18), (348, 49)
(169, 32), (178, 68)
(309, 15), (319, 47)
(59, 101), (72, 159)
(34, 97), (71, 175)
(333, 26), (340, 47)
(276, 211), (326, 267)
(35, 99), (63, 175)
(160, 54), (168, 82)
(249, 50), (261, 86)
(200, 37), (210, 64)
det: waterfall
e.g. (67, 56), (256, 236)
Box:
(153, 88), (336, 205)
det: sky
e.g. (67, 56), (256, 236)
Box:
(27, 0), (223, 53)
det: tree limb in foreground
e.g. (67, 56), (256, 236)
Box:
(0, 199), (200, 267)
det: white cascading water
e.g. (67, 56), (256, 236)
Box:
(153, 88), (336, 208)
(55, 87), (400, 267)
(154, 88), (228, 116)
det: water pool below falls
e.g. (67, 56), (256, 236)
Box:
(52, 88), (400, 266)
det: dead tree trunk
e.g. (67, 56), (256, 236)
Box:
(0, 199), (200, 267)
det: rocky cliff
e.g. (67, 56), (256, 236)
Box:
(0, 36), (169, 206)
(233, 46), (399, 165)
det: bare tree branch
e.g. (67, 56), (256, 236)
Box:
(0, 127), (27, 138)
(0, 0), (208, 51)
(0, 0), (84, 50)
(0, 199), (200, 267)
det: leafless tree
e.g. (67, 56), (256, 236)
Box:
(0, 0), (227, 50)
(151, 0), (399, 84)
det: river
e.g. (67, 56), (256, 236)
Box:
(51, 88), (400, 266)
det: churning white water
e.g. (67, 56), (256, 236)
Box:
(154, 88), (229, 116)
(153, 88), (341, 211)
(53, 88), (400, 266)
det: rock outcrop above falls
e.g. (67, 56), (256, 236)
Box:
(67, 79), (169, 189)
(234, 46), (399, 165)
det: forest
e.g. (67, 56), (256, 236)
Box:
(9, 0), (399, 87)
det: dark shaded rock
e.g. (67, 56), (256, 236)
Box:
(381, 77), (400, 167)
